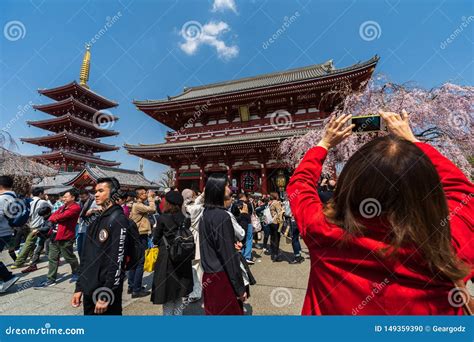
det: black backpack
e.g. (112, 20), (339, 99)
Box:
(2, 193), (31, 228)
(124, 219), (142, 271)
(163, 217), (195, 264)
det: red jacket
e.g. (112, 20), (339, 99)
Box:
(287, 142), (474, 315)
(48, 202), (81, 241)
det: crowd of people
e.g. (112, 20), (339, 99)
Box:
(0, 171), (314, 315)
(0, 110), (472, 316)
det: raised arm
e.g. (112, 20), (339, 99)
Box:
(287, 114), (354, 239)
(287, 146), (328, 238)
(133, 201), (156, 215)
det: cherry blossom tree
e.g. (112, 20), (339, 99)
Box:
(280, 75), (473, 178)
(1, 130), (57, 195)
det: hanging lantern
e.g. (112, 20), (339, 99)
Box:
(276, 169), (286, 190)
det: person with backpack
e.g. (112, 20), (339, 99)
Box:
(10, 187), (51, 269)
(71, 177), (130, 315)
(35, 188), (81, 288)
(5, 188), (32, 263)
(151, 190), (193, 315)
(21, 205), (53, 273)
(127, 187), (156, 298)
(0, 176), (20, 293)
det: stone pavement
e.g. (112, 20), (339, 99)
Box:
(0, 239), (309, 315)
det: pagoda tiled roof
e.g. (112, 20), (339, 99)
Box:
(28, 150), (120, 167)
(33, 172), (79, 189)
(27, 113), (119, 137)
(125, 125), (318, 153)
(38, 81), (118, 109)
(21, 131), (119, 152)
(134, 56), (379, 106)
(33, 96), (119, 121)
(64, 163), (158, 189)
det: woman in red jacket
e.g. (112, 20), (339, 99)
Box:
(287, 111), (473, 315)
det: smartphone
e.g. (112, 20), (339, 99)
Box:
(351, 114), (384, 133)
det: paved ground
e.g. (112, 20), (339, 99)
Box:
(0, 239), (309, 315)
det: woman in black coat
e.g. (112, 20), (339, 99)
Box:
(151, 191), (193, 315)
(200, 174), (246, 315)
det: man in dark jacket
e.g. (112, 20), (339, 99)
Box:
(71, 178), (129, 315)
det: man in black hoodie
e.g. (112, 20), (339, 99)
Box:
(71, 177), (129, 315)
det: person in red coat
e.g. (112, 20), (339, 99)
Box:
(287, 111), (474, 315)
(36, 189), (81, 288)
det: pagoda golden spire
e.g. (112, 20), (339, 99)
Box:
(79, 44), (91, 88)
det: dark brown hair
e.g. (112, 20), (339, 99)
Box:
(324, 136), (468, 280)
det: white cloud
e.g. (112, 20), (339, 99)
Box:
(180, 21), (239, 60)
(211, 0), (237, 13)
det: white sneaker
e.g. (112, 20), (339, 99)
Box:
(0, 276), (19, 293)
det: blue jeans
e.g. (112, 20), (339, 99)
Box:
(127, 234), (148, 293)
(290, 220), (301, 256)
(76, 232), (86, 259)
(0, 235), (13, 281)
(243, 224), (253, 260)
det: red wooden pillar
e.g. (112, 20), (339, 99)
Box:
(199, 168), (205, 192)
(227, 166), (232, 181)
(261, 164), (268, 194)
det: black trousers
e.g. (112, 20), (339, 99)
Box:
(269, 223), (281, 258)
(83, 286), (123, 316)
(8, 225), (30, 261)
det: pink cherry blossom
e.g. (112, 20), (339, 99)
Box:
(280, 76), (473, 178)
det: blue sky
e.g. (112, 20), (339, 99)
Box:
(1, 0), (473, 181)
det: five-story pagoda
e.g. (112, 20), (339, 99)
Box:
(21, 45), (120, 171)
